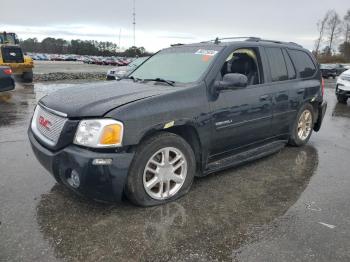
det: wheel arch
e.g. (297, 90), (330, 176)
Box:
(135, 124), (204, 175)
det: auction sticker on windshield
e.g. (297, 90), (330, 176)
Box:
(195, 49), (218, 56)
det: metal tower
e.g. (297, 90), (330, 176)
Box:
(133, 0), (136, 47)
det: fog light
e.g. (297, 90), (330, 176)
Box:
(92, 158), (113, 165)
(67, 170), (80, 188)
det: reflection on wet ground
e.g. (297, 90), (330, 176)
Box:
(1, 82), (350, 261)
(36, 147), (317, 261)
(332, 102), (350, 118)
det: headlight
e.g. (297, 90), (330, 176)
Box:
(74, 119), (124, 148)
(340, 75), (350, 81)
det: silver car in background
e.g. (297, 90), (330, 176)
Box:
(106, 57), (149, 80)
(336, 69), (350, 104)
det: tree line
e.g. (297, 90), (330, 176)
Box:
(20, 37), (151, 57)
(314, 9), (350, 63)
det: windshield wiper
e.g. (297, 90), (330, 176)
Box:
(143, 78), (175, 86)
(121, 76), (141, 82)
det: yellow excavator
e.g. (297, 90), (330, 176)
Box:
(0, 32), (34, 82)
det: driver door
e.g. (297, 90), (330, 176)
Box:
(208, 47), (273, 158)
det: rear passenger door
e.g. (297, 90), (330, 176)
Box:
(264, 47), (297, 137)
(287, 49), (318, 116)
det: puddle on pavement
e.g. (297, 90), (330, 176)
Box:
(0, 81), (98, 127)
(36, 146), (318, 261)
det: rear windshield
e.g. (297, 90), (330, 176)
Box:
(130, 46), (223, 83)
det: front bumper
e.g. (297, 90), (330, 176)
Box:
(106, 74), (117, 80)
(336, 83), (350, 97)
(28, 128), (134, 202)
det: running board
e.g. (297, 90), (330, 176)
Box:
(205, 140), (287, 175)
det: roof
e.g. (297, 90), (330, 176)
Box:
(171, 37), (304, 49)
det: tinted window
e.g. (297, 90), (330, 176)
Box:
(282, 49), (296, 79)
(288, 50), (316, 78)
(265, 47), (288, 82)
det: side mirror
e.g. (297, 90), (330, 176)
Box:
(215, 73), (248, 91)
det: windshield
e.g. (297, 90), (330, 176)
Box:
(0, 33), (17, 44)
(130, 46), (222, 83)
(128, 57), (148, 68)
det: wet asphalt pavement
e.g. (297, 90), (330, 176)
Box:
(0, 79), (350, 262)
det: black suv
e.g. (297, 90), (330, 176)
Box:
(28, 37), (327, 206)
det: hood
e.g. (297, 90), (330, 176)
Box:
(342, 69), (350, 76)
(39, 80), (174, 118)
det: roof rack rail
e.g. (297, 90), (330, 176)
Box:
(170, 43), (184, 47)
(201, 37), (302, 47)
(201, 37), (261, 44)
(254, 39), (303, 47)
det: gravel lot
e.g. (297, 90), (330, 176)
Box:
(1, 79), (350, 261)
(32, 61), (111, 81)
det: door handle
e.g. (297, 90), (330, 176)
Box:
(260, 95), (270, 101)
(297, 88), (305, 94)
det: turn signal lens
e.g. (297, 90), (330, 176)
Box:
(100, 124), (123, 145)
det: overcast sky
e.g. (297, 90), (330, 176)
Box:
(1, 0), (349, 52)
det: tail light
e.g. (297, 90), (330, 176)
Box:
(3, 68), (12, 75)
(321, 78), (325, 97)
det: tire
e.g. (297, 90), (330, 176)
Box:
(337, 95), (348, 104)
(22, 70), (33, 83)
(125, 132), (196, 207)
(289, 103), (314, 147)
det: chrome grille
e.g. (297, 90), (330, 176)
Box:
(31, 105), (67, 146)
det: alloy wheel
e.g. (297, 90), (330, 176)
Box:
(297, 109), (312, 141)
(143, 147), (187, 200)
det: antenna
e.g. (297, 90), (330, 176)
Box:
(132, 0), (136, 47)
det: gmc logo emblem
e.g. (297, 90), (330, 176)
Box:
(9, 52), (16, 57)
(39, 116), (52, 130)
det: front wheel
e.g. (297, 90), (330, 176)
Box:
(289, 103), (314, 147)
(125, 132), (196, 206)
(337, 95), (348, 104)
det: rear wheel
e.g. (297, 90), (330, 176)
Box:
(126, 132), (195, 206)
(337, 95), (348, 104)
(22, 70), (33, 83)
(289, 103), (314, 147)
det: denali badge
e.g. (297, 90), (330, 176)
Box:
(39, 116), (52, 130)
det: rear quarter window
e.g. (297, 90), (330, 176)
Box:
(288, 49), (316, 78)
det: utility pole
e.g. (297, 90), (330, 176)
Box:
(119, 28), (121, 50)
(133, 0), (136, 47)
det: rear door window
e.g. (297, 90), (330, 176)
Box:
(282, 49), (296, 80)
(265, 47), (288, 82)
(288, 50), (316, 78)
